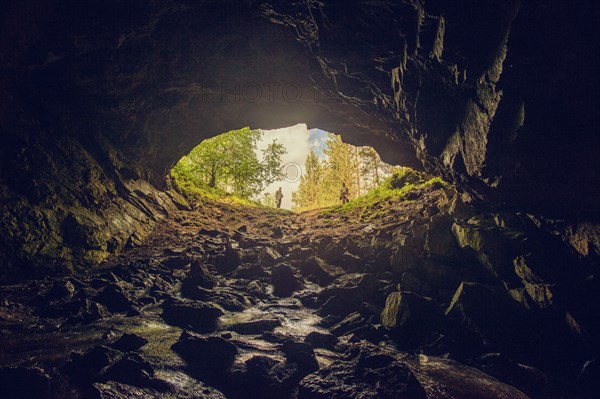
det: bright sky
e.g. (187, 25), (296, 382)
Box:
(255, 124), (328, 209)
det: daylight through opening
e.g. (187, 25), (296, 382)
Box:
(169, 124), (415, 212)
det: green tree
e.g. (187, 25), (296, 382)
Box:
(320, 134), (356, 204)
(292, 150), (323, 210)
(358, 146), (394, 191)
(171, 127), (286, 199)
(258, 192), (276, 208)
(291, 133), (396, 211)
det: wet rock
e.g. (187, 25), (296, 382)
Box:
(318, 240), (347, 264)
(338, 251), (364, 272)
(316, 274), (384, 319)
(281, 340), (319, 376)
(259, 247), (283, 266)
(181, 262), (216, 299)
(401, 271), (435, 297)
(381, 291), (446, 346)
(161, 298), (223, 332)
(92, 381), (157, 399)
(298, 353), (425, 399)
(330, 312), (368, 337)
(246, 280), (267, 299)
(425, 214), (459, 258)
(272, 226), (284, 238)
(103, 353), (170, 391)
(228, 317), (281, 334)
(0, 366), (51, 399)
(271, 263), (300, 297)
(233, 263), (268, 280)
(46, 280), (76, 300)
(304, 331), (339, 350)
(110, 333), (148, 352)
(470, 353), (558, 399)
(316, 291), (360, 319)
(162, 256), (192, 269)
(296, 291), (319, 308)
(299, 256), (344, 285)
(64, 345), (121, 385)
(288, 246), (315, 260)
(171, 331), (238, 374)
(513, 255), (555, 309)
(445, 282), (529, 351)
(186, 262), (216, 289)
(239, 355), (296, 398)
(95, 283), (138, 314)
(215, 243), (241, 274)
(451, 220), (520, 283)
(211, 291), (250, 311)
(198, 228), (221, 237)
(68, 299), (110, 324)
(150, 276), (172, 298)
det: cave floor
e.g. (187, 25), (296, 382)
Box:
(0, 185), (575, 398)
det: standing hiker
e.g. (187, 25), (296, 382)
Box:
(340, 182), (349, 204)
(275, 187), (283, 208)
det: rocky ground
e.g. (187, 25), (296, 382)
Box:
(1, 182), (598, 398)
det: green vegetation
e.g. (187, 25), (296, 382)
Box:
(292, 134), (394, 211)
(170, 127), (286, 205)
(321, 167), (450, 221)
(169, 128), (445, 215)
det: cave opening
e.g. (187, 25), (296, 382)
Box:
(1, 1), (599, 398)
(168, 123), (402, 213)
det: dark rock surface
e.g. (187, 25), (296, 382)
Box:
(0, 193), (598, 398)
(1, 0), (598, 281)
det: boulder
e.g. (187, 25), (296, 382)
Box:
(425, 215), (459, 258)
(470, 353), (559, 399)
(381, 291), (445, 346)
(233, 263), (268, 279)
(451, 220), (520, 283)
(239, 356), (296, 398)
(161, 298), (223, 332)
(185, 261), (216, 289)
(171, 331), (238, 373)
(299, 256), (344, 285)
(110, 333), (148, 352)
(389, 235), (419, 274)
(228, 318), (282, 334)
(298, 353), (425, 399)
(64, 345), (121, 385)
(95, 283), (138, 314)
(161, 256), (192, 269)
(281, 341), (319, 377)
(272, 264), (300, 297)
(272, 226), (284, 238)
(215, 243), (241, 274)
(259, 247), (283, 266)
(445, 282), (529, 351)
(304, 331), (339, 350)
(91, 381), (158, 399)
(103, 353), (169, 391)
(513, 255), (555, 309)
(46, 280), (76, 300)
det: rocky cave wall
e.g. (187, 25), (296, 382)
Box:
(1, 0), (599, 279)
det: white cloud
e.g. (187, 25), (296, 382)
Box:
(255, 124), (312, 210)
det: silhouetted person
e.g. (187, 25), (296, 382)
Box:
(275, 187), (283, 208)
(340, 182), (349, 204)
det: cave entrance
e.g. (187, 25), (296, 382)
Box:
(169, 124), (398, 211)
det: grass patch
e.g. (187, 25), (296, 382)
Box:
(321, 167), (450, 222)
(170, 168), (291, 214)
